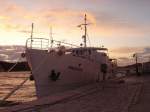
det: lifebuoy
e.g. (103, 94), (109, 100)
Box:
(21, 53), (26, 58)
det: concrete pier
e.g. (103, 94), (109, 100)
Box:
(129, 75), (150, 112)
(1, 75), (149, 112)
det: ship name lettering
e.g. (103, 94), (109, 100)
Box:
(68, 66), (83, 71)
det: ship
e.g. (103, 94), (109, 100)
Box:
(25, 14), (117, 98)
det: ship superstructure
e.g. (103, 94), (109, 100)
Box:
(25, 14), (116, 98)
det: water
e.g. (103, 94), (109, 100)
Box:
(0, 72), (36, 106)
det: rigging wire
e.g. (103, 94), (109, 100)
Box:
(87, 33), (91, 47)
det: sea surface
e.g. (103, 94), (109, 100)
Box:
(0, 72), (36, 105)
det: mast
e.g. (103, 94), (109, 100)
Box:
(78, 14), (88, 47)
(30, 23), (34, 48)
(31, 23), (34, 39)
(82, 14), (87, 47)
(50, 26), (53, 48)
(84, 14), (87, 47)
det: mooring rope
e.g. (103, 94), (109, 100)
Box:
(0, 55), (29, 104)
(7, 57), (22, 72)
(1, 50), (50, 104)
(0, 77), (29, 103)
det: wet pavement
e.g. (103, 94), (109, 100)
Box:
(1, 75), (146, 112)
(1, 74), (150, 112)
(0, 72), (36, 109)
(129, 74), (150, 112)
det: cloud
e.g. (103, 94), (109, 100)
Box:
(110, 47), (144, 54)
(90, 11), (150, 37)
(110, 46), (150, 66)
(0, 0), (150, 40)
(110, 46), (150, 59)
(0, 15), (10, 20)
(0, 46), (25, 62)
(143, 47), (150, 54)
(37, 9), (96, 27)
(117, 57), (134, 66)
(0, 1), (32, 31)
(138, 47), (150, 61)
(0, 54), (9, 61)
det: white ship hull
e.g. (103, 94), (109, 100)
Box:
(26, 48), (111, 98)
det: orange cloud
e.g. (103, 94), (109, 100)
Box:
(37, 9), (96, 26)
(0, 1), (148, 39)
(110, 47), (144, 54)
(0, 16), (10, 20)
(1, 24), (22, 31)
(0, 0), (149, 47)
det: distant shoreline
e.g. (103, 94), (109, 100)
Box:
(0, 61), (30, 72)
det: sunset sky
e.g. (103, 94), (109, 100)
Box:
(0, 0), (150, 66)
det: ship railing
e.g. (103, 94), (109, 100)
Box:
(26, 38), (49, 50)
(52, 40), (80, 48)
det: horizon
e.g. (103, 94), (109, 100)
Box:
(0, 0), (150, 66)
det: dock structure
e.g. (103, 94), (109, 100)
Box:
(128, 75), (150, 112)
(1, 76), (145, 112)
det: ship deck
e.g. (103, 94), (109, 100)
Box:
(1, 74), (150, 112)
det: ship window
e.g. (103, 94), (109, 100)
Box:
(66, 51), (71, 54)
(88, 50), (91, 55)
(76, 50), (78, 55)
(103, 53), (106, 56)
(80, 50), (83, 55)
(101, 53), (106, 56)
(78, 50), (81, 55)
